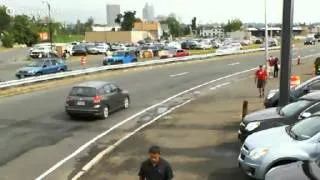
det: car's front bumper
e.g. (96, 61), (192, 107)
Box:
(16, 72), (35, 78)
(238, 146), (266, 179)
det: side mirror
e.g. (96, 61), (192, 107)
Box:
(43, 65), (47, 68)
(301, 112), (312, 119)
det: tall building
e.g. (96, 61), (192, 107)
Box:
(106, 4), (120, 25)
(142, 3), (155, 22)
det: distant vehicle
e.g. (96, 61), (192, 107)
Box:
(111, 44), (126, 51)
(196, 42), (212, 49)
(15, 58), (68, 79)
(166, 41), (181, 49)
(181, 41), (197, 50)
(103, 51), (137, 65)
(239, 115), (320, 180)
(265, 157), (320, 180)
(85, 45), (99, 54)
(96, 44), (109, 54)
(304, 37), (316, 45)
(241, 40), (251, 46)
(239, 91), (320, 142)
(141, 46), (160, 57)
(175, 49), (190, 57)
(29, 46), (52, 58)
(65, 81), (130, 119)
(264, 76), (320, 108)
(72, 45), (87, 56)
(211, 40), (222, 48)
(216, 46), (238, 54)
(158, 47), (177, 59)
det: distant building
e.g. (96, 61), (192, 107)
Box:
(134, 22), (162, 40)
(92, 25), (121, 32)
(106, 4), (120, 25)
(142, 3), (155, 22)
(246, 26), (306, 37)
(85, 31), (152, 43)
(200, 26), (224, 38)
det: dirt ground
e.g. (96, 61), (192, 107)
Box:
(80, 58), (314, 180)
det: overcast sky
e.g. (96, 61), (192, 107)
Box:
(1, 0), (317, 24)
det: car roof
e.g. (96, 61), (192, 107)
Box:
(74, 81), (110, 89)
(300, 91), (320, 101)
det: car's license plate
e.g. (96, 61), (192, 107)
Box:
(77, 101), (85, 106)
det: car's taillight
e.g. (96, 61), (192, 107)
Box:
(93, 95), (103, 103)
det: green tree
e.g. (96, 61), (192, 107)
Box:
(0, 6), (11, 34)
(115, 11), (138, 31)
(163, 17), (182, 37)
(224, 19), (243, 32)
(84, 17), (94, 32)
(11, 15), (39, 46)
(191, 17), (197, 31)
(1, 32), (14, 47)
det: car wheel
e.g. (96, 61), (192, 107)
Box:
(102, 106), (109, 119)
(123, 97), (130, 109)
(35, 72), (42, 76)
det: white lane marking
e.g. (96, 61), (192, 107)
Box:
(36, 53), (318, 180)
(35, 67), (257, 180)
(228, 62), (240, 66)
(210, 82), (231, 90)
(170, 72), (189, 77)
(71, 99), (192, 180)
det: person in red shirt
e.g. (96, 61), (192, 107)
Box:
(255, 65), (268, 97)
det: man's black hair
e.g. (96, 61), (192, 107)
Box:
(148, 145), (161, 154)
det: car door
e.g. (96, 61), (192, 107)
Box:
(103, 84), (118, 112)
(176, 50), (183, 57)
(50, 59), (60, 73)
(42, 60), (53, 74)
(109, 83), (123, 109)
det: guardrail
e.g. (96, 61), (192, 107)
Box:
(0, 47), (280, 89)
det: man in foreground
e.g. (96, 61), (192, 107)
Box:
(139, 146), (173, 180)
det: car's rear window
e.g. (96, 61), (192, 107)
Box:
(69, 87), (97, 97)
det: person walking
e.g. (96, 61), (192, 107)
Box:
(138, 145), (173, 180)
(273, 57), (279, 78)
(255, 65), (268, 98)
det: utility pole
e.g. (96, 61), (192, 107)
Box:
(264, 0), (269, 72)
(279, 0), (294, 106)
(43, 1), (53, 50)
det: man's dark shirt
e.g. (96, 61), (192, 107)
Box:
(138, 158), (173, 180)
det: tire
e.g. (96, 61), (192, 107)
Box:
(123, 96), (130, 109)
(35, 72), (42, 76)
(101, 106), (109, 119)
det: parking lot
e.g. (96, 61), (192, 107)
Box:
(79, 56), (314, 180)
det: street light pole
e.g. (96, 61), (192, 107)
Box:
(264, 0), (269, 73)
(43, 1), (53, 50)
(279, 0), (294, 106)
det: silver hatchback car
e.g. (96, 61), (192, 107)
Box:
(238, 115), (320, 179)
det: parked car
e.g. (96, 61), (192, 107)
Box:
(103, 51), (137, 65)
(265, 76), (320, 108)
(29, 46), (52, 58)
(304, 37), (316, 45)
(15, 58), (68, 79)
(196, 42), (212, 49)
(238, 115), (320, 180)
(72, 45), (87, 56)
(85, 45), (99, 54)
(216, 46), (238, 54)
(158, 47), (177, 59)
(211, 40), (223, 48)
(65, 81), (130, 119)
(111, 43), (126, 51)
(239, 91), (320, 142)
(175, 49), (190, 57)
(181, 41), (198, 50)
(265, 157), (320, 180)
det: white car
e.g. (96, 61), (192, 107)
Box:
(29, 46), (52, 58)
(197, 42), (212, 49)
(96, 45), (109, 54)
(216, 46), (238, 54)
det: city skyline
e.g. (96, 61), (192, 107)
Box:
(2, 0), (320, 24)
(106, 4), (120, 25)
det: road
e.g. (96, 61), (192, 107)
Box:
(0, 45), (319, 179)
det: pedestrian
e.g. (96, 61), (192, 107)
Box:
(138, 145), (173, 180)
(273, 57), (279, 78)
(255, 65), (268, 98)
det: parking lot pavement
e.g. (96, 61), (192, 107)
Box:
(79, 59), (314, 180)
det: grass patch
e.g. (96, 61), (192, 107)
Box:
(241, 44), (261, 50)
(54, 34), (84, 43)
(189, 49), (216, 55)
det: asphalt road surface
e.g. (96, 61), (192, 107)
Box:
(0, 45), (319, 179)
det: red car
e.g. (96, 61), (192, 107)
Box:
(175, 49), (190, 57)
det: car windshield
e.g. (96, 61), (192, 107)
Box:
(27, 61), (44, 67)
(287, 116), (320, 140)
(279, 100), (313, 116)
(69, 87), (97, 97)
(113, 51), (125, 56)
(72, 45), (83, 50)
(294, 77), (317, 90)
